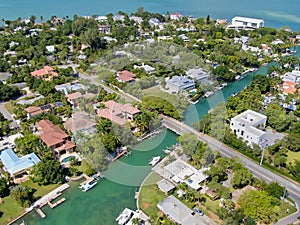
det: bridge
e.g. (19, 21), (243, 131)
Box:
(161, 115), (300, 225)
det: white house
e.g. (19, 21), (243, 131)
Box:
(230, 110), (268, 148)
(228, 16), (264, 30)
(133, 63), (155, 73)
(129, 16), (143, 24)
(282, 70), (300, 83)
(170, 12), (183, 20)
(166, 76), (195, 93)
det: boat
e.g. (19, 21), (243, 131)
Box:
(231, 92), (237, 97)
(164, 149), (172, 154)
(80, 178), (98, 192)
(204, 91), (214, 98)
(115, 208), (134, 225)
(149, 156), (161, 166)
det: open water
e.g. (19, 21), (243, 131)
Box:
(0, 0), (299, 30)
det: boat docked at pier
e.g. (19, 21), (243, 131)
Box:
(80, 178), (98, 192)
(149, 156), (161, 166)
(115, 208), (134, 225)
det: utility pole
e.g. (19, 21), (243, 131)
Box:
(260, 148), (265, 165)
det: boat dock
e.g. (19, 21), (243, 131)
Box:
(35, 208), (46, 218)
(48, 197), (66, 208)
(26, 183), (70, 219)
(112, 149), (127, 161)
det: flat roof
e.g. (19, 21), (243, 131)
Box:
(233, 16), (264, 23)
(157, 179), (176, 193)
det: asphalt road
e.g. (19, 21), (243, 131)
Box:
(161, 115), (300, 225)
(0, 102), (19, 129)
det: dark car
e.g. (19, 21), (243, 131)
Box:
(193, 207), (204, 216)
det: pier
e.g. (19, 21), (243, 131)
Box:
(112, 149), (127, 161)
(35, 208), (46, 218)
(48, 197), (66, 208)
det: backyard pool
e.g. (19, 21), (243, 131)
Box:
(61, 156), (76, 163)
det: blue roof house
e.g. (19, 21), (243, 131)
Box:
(0, 149), (40, 178)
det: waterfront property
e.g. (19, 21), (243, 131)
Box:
(0, 148), (40, 180)
(36, 120), (76, 158)
(96, 100), (140, 125)
(230, 110), (267, 148)
(281, 70), (300, 83)
(157, 195), (205, 225)
(162, 158), (209, 190)
(165, 76), (195, 94)
(186, 68), (209, 84)
(228, 16), (264, 30)
(156, 179), (175, 194)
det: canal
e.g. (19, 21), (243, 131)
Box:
(16, 47), (299, 225)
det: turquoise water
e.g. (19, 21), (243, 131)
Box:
(15, 129), (178, 225)
(62, 156), (76, 163)
(0, 0), (299, 30)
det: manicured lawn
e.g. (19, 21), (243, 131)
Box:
(0, 195), (24, 225)
(138, 173), (166, 218)
(77, 160), (94, 175)
(287, 151), (300, 164)
(20, 179), (60, 199)
(277, 200), (297, 220)
(4, 102), (14, 114)
(203, 197), (221, 215)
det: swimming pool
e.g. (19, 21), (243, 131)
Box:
(61, 156), (76, 163)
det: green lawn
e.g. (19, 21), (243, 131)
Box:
(20, 179), (60, 199)
(0, 195), (24, 225)
(4, 102), (14, 114)
(287, 151), (300, 164)
(277, 200), (297, 220)
(203, 197), (221, 215)
(138, 173), (166, 218)
(77, 160), (94, 176)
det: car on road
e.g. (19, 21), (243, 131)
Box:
(193, 207), (204, 216)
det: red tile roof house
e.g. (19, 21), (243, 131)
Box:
(30, 66), (59, 81)
(116, 70), (136, 83)
(282, 81), (297, 95)
(36, 120), (75, 158)
(97, 100), (140, 125)
(66, 92), (95, 108)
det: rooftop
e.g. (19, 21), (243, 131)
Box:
(30, 66), (58, 80)
(157, 179), (176, 193)
(0, 148), (40, 175)
(64, 111), (96, 133)
(157, 195), (205, 225)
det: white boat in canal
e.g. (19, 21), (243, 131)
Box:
(149, 156), (161, 166)
(115, 208), (134, 225)
(80, 178), (98, 192)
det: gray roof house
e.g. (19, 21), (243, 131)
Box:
(157, 179), (176, 194)
(186, 69), (209, 83)
(166, 76), (195, 93)
(157, 195), (205, 225)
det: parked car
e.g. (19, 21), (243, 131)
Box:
(193, 207), (204, 216)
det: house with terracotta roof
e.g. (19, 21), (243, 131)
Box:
(30, 66), (59, 81)
(66, 92), (95, 107)
(64, 111), (96, 133)
(116, 70), (136, 83)
(36, 120), (75, 157)
(282, 81), (297, 95)
(97, 100), (140, 125)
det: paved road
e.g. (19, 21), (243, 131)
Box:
(161, 115), (300, 225)
(0, 102), (19, 129)
(78, 73), (140, 103)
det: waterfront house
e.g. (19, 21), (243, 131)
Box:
(97, 100), (140, 126)
(95, 16), (108, 22)
(170, 12), (183, 20)
(228, 16), (264, 30)
(186, 68), (209, 83)
(36, 120), (75, 158)
(116, 70), (136, 83)
(30, 66), (58, 81)
(157, 195), (203, 225)
(166, 76), (195, 94)
(0, 148), (40, 179)
(164, 159), (209, 190)
(230, 110), (268, 148)
(157, 179), (176, 194)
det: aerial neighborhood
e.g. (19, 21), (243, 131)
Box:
(0, 8), (299, 225)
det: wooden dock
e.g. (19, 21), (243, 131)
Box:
(48, 198), (66, 208)
(35, 208), (46, 218)
(112, 149), (127, 161)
